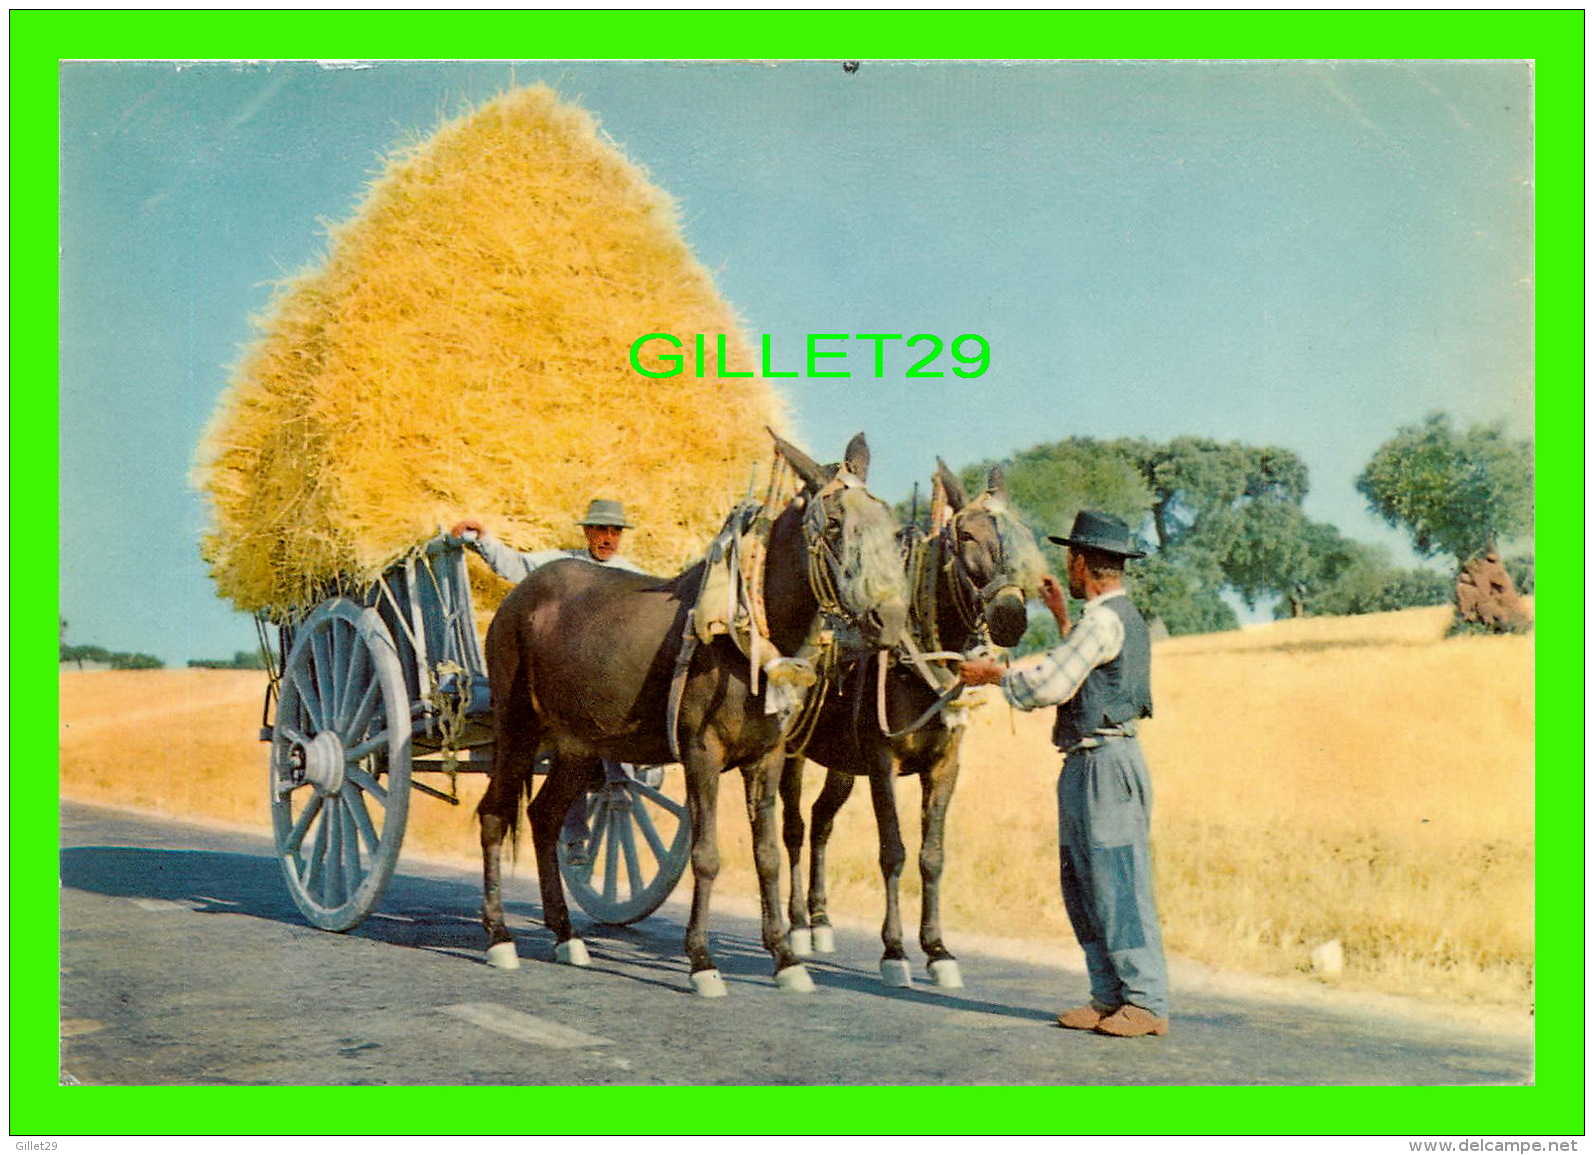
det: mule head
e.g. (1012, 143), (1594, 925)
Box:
(939, 459), (1046, 649)
(772, 430), (908, 649)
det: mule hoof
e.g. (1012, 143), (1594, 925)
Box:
(555, 939), (591, 967)
(929, 959), (965, 989)
(812, 926), (836, 954)
(690, 969), (728, 998)
(880, 958), (914, 988)
(788, 928), (813, 957)
(486, 942), (521, 970)
(775, 964), (816, 993)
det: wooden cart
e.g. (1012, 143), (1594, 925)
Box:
(260, 536), (692, 932)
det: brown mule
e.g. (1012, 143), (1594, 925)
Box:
(780, 461), (1045, 987)
(478, 432), (909, 995)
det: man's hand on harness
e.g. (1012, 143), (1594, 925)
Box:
(958, 657), (1005, 687)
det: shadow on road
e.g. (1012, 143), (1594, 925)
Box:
(59, 831), (1536, 1086)
(60, 843), (1047, 1021)
(62, 844), (498, 953)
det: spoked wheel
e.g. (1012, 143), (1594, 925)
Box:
(559, 764), (692, 925)
(270, 598), (413, 931)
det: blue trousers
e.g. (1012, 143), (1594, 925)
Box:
(1056, 736), (1169, 1018)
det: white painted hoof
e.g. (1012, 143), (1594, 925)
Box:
(555, 939), (591, 967)
(880, 958), (914, 988)
(775, 964), (816, 993)
(690, 969), (728, 998)
(788, 928), (813, 957)
(812, 926), (836, 954)
(486, 942), (521, 970)
(930, 959), (965, 989)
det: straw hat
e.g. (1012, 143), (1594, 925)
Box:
(576, 498), (635, 528)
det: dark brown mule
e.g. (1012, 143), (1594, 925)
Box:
(478, 433), (908, 996)
(779, 462), (1045, 987)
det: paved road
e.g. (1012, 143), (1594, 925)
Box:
(59, 802), (1532, 1087)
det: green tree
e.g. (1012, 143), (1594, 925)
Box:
(1128, 548), (1238, 636)
(61, 643), (112, 665)
(1356, 413), (1533, 563)
(1274, 519), (1373, 617)
(1117, 436), (1314, 618)
(1124, 436), (1308, 553)
(1202, 499), (1318, 610)
(1265, 522), (1453, 620)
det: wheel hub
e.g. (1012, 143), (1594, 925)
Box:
(296, 730), (347, 795)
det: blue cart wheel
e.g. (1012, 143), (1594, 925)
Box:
(559, 766), (691, 925)
(270, 598), (413, 931)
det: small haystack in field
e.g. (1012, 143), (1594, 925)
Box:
(196, 84), (785, 619)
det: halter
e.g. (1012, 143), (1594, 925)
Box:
(801, 467), (880, 636)
(876, 499), (1024, 739)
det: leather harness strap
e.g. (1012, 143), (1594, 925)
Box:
(665, 461), (871, 765)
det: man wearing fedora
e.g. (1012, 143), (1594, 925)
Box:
(449, 497), (646, 581)
(960, 509), (1169, 1039)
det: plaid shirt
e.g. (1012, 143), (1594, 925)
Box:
(1001, 590), (1128, 711)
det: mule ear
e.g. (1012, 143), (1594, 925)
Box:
(986, 464), (1010, 502)
(843, 433), (870, 482)
(769, 428), (828, 491)
(936, 457), (968, 512)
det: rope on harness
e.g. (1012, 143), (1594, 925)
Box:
(876, 632), (968, 738)
(779, 622), (838, 761)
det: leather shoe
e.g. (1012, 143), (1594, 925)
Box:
(1093, 1004), (1169, 1037)
(1056, 1002), (1118, 1031)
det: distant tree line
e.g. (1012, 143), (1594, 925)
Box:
(187, 651), (268, 670)
(59, 616), (270, 671)
(60, 643), (164, 670)
(936, 412), (1530, 643)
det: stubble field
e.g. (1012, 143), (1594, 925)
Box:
(58, 605), (1533, 1015)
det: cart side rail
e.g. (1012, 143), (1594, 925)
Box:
(260, 535), (492, 742)
(373, 535), (491, 716)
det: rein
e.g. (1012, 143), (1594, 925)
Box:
(875, 634), (968, 739)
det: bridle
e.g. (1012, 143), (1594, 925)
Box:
(666, 458), (897, 763)
(874, 500), (1026, 739)
(801, 468), (886, 640)
(919, 502), (1022, 655)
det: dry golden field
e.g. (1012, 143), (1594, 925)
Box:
(59, 604), (1533, 1013)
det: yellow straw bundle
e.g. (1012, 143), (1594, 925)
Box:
(196, 84), (784, 618)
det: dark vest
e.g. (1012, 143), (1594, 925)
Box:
(1051, 594), (1154, 750)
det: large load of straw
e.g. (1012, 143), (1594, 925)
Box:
(196, 84), (784, 618)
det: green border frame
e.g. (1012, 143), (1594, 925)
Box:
(17, 8), (1583, 1138)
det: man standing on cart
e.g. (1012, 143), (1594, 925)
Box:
(449, 497), (656, 866)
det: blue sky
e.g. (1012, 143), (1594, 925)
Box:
(58, 58), (1534, 666)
